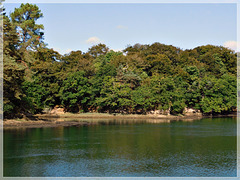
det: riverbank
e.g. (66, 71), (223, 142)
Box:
(3, 112), (236, 128)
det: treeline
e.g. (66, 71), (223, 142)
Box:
(3, 3), (237, 118)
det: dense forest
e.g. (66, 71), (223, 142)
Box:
(3, 3), (237, 119)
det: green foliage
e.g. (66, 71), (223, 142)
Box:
(22, 80), (47, 112)
(3, 15), (19, 59)
(88, 43), (109, 58)
(62, 50), (94, 77)
(10, 3), (44, 50)
(146, 54), (172, 75)
(200, 74), (236, 114)
(131, 85), (154, 113)
(95, 76), (133, 113)
(3, 54), (29, 117)
(59, 71), (91, 112)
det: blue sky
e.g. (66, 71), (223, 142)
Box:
(4, 3), (237, 55)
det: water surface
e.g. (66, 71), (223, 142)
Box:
(4, 117), (236, 177)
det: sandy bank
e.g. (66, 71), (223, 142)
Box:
(3, 112), (236, 129)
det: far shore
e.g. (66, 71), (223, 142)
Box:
(3, 112), (237, 129)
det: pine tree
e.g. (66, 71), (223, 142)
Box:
(10, 3), (44, 65)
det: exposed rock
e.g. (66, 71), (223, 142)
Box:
(183, 108), (202, 116)
(147, 109), (170, 116)
(50, 106), (65, 114)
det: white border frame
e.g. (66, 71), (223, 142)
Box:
(1, 0), (239, 179)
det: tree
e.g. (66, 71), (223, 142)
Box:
(59, 71), (92, 112)
(145, 54), (172, 75)
(131, 85), (154, 113)
(2, 3), (237, 118)
(62, 50), (94, 77)
(182, 66), (201, 109)
(10, 3), (44, 64)
(95, 76), (133, 113)
(200, 74), (236, 114)
(3, 54), (28, 118)
(3, 15), (19, 59)
(3, 12), (30, 118)
(88, 43), (109, 58)
(24, 48), (63, 109)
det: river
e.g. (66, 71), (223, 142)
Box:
(3, 117), (236, 177)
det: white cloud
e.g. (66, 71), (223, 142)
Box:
(223, 41), (238, 52)
(116, 25), (128, 30)
(86, 36), (101, 44)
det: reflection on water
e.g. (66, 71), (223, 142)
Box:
(4, 117), (236, 177)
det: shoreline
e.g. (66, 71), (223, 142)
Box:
(3, 113), (236, 129)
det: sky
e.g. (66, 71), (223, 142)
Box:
(3, 2), (237, 55)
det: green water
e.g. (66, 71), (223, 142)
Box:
(3, 117), (236, 177)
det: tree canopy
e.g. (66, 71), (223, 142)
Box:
(3, 3), (237, 118)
